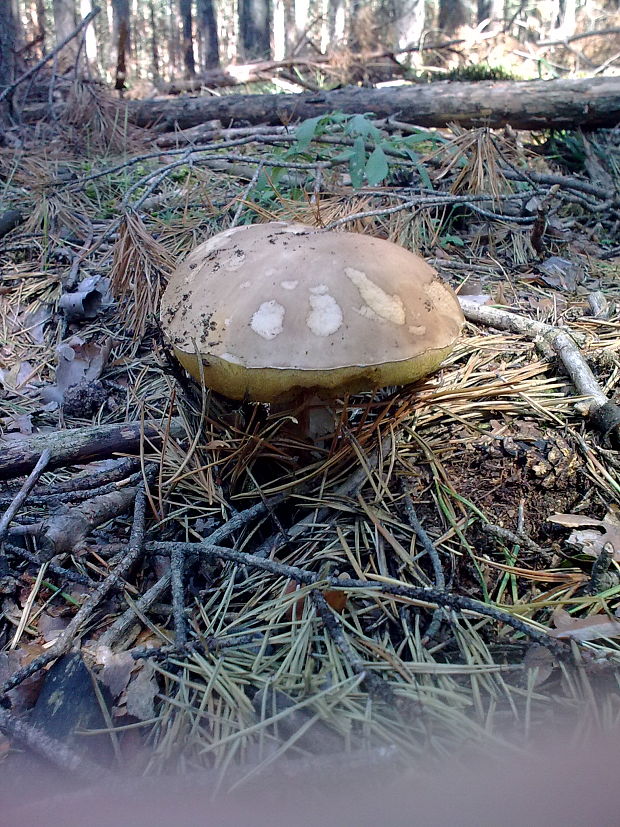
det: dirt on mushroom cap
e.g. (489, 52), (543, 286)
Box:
(160, 222), (464, 402)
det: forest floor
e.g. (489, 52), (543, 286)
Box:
(1, 78), (620, 805)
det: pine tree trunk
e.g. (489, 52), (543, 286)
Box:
(149, 0), (160, 79)
(180, 0), (196, 77)
(0, 0), (17, 127)
(111, 0), (130, 90)
(197, 0), (220, 70)
(239, 0), (271, 59)
(438, 0), (474, 33)
(52, 0), (78, 68)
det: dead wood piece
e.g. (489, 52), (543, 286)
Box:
(125, 77), (620, 131)
(148, 540), (568, 655)
(0, 450), (51, 547)
(459, 299), (620, 443)
(0, 487), (146, 700)
(0, 417), (185, 480)
(37, 485), (137, 557)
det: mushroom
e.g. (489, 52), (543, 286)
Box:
(160, 222), (463, 438)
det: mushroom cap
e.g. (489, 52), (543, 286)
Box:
(160, 222), (463, 403)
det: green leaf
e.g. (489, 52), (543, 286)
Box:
(365, 145), (389, 186)
(414, 161), (434, 191)
(346, 113), (381, 140)
(294, 116), (324, 151)
(349, 136), (366, 188)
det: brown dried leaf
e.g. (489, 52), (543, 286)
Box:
(549, 608), (620, 641)
(125, 662), (158, 721)
(547, 508), (620, 560)
(96, 646), (135, 699)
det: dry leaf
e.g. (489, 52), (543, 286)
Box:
(549, 608), (620, 642)
(125, 662), (158, 721)
(547, 508), (620, 560)
(96, 647), (135, 699)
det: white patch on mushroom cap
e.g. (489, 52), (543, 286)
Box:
(251, 300), (286, 340)
(280, 280), (298, 290)
(356, 305), (379, 321)
(345, 267), (406, 325)
(309, 284), (329, 295)
(306, 293), (343, 337)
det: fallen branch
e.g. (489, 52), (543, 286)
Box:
(0, 417), (185, 480)
(0, 487), (146, 700)
(147, 540), (568, 655)
(459, 298), (620, 441)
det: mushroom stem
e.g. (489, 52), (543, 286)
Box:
(272, 392), (338, 447)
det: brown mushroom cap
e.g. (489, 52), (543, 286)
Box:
(160, 222), (464, 403)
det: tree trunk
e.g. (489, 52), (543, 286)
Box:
(35, 0), (47, 57)
(149, 0), (160, 79)
(328, 0), (346, 44)
(52, 0), (77, 42)
(438, 0), (474, 33)
(555, 0), (576, 37)
(111, 0), (130, 90)
(239, 0), (271, 60)
(80, 0), (98, 69)
(397, 0), (426, 51)
(52, 0), (78, 68)
(477, 0), (503, 24)
(197, 0), (220, 70)
(0, 0), (17, 127)
(179, 0), (196, 77)
(127, 76), (620, 131)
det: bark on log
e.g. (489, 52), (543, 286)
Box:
(0, 418), (185, 480)
(128, 76), (620, 131)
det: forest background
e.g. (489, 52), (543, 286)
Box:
(2, 0), (620, 100)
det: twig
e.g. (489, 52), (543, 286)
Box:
(98, 500), (271, 650)
(400, 487), (445, 640)
(170, 544), (188, 647)
(147, 540), (568, 655)
(0, 486), (147, 700)
(483, 524), (548, 556)
(0, 449), (51, 545)
(400, 490), (445, 590)
(3, 541), (93, 586)
(458, 299), (611, 414)
(311, 590), (394, 701)
(537, 26), (620, 48)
